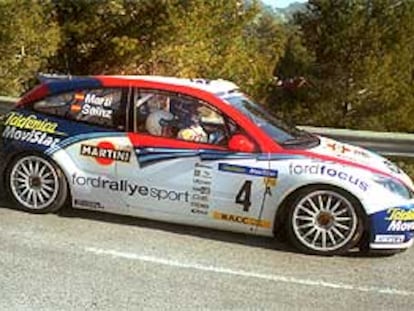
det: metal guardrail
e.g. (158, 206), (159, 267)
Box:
(0, 95), (413, 158)
(0, 96), (16, 115)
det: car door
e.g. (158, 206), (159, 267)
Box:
(115, 88), (274, 233)
(209, 158), (278, 233)
(33, 86), (131, 213)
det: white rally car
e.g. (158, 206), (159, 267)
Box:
(1, 75), (413, 255)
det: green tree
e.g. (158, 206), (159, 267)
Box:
(155, 0), (286, 98)
(276, 0), (414, 131)
(0, 0), (60, 96)
(50, 0), (171, 74)
(270, 26), (316, 124)
(51, 0), (287, 99)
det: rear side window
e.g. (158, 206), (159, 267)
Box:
(33, 88), (125, 129)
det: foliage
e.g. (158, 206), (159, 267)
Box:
(50, 0), (171, 75)
(390, 157), (414, 180)
(272, 0), (414, 131)
(0, 0), (60, 96)
(0, 0), (413, 134)
(48, 0), (286, 99)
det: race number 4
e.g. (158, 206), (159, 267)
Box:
(235, 180), (252, 212)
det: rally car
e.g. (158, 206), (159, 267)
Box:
(0, 75), (413, 255)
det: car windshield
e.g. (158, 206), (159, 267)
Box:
(225, 94), (319, 147)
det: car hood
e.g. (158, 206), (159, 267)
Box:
(309, 136), (414, 187)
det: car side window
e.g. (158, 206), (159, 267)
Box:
(33, 88), (126, 129)
(134, 90), (234, 146)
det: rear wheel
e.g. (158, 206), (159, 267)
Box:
(287, 186), (364, 255)
(7, 154), (68, 213)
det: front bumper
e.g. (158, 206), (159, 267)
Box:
(369, 203), (414, 250)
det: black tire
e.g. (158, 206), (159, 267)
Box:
(6, 154), (68, 214)
(286, 186), (364, 256)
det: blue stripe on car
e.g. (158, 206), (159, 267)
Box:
(46, 77), (102, 95)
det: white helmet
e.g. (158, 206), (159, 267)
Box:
(145, 110), (174, 136)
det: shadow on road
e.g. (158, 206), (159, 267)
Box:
(0, 197), (297, 254)
(1, 197), (396, 258)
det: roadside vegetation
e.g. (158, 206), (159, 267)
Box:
(0, 0), (413, 134)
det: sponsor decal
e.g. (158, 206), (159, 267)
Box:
(193, 162), (212, 169)
(387, 221), (414, 232)
(76, 92), (113, 119)
(72, 173), (189, 202)
(84, 93), (113, 107)
(213, 211), (271, 228)
(386, 208), (414, 221)
(383, 160), (402, 174)
(190, 162), (212, 215)
(191, 193), (209, 202)
(370, 207), (414, 241)
(327, 142), (351, 154)
(2, 112), (64, 147)
(70, 104), (82, 113)
(74, 93), (85, 101)
(325, 142), (370, 158)
(4, 112), (62, 134)
(191, 208), (208, 215)
(289, 163), (368, 191)
(264, 177), (277, 187)
(74, 199), (103, 209)
(80, 142), (131, 165)
(385, 207), (414, 232)
(374, 234), (405, 244)
(194, 167), (212, 179)
(192, 186), (210, 195)
(262, 176), (277, 196)
(81, 104), (112, 119)
(218, 163), (278, 178)
(193, 178), (211, 186)
(191, 202), (209, 209)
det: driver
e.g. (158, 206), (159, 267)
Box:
(171, 100), (208, 143)
(145, 109), (208, 143)
(145, 110), (176, 137)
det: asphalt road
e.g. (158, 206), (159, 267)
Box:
(1, 200), (413, 310)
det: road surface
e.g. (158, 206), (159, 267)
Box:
(1, 200), (413, 310)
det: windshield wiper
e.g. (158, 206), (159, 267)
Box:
(281, 134), (320, 147)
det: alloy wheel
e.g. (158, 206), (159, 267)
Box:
(292, 190), (358, 252)
(10, 156), (60, 210)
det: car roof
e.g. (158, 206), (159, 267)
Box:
(38, 74), (240, 97)
(18, 74), (244, 107)
(109, 75), (240, 96)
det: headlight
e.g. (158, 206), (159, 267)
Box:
(373, 175), (413, 199)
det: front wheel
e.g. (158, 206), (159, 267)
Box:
(7, 154), (68, 213)
(287, 187), (364, 255)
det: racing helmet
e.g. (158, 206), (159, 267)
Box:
(145, 110), (175, 136)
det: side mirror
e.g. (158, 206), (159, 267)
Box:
(228, 134), (256, 153)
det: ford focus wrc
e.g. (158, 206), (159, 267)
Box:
(1, 75), (413, 255)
